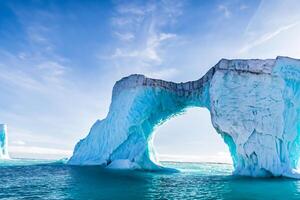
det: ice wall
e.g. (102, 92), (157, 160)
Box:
(69, 56), (300, 178)
(0, 124), (9, 159)
(68, 69), (214, 169)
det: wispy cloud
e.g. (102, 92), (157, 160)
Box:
(27, 24), (51, 45)
(0, 4), (105, 159)
(0, 50), (68, 92)
(0, 65), (42, 91)
(115, 3), (151, 15)
(239, 0), (300, 56)
(240, 21), (300, 53)
(239, 4), (248, 11)
(0, 5), (71, 90)
(37, 61), (69, 84)
(99, 0), (184, 81)
(1, 0), (279, 161)
(111, 32), (176, 62)
(114, 31), (135, 41)
(145, 68), (179, 80)
(218, 4), (231, 18)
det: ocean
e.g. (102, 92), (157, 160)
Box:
(0, 160), (299, 200)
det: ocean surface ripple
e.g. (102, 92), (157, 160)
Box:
(0, 160), (300, 200)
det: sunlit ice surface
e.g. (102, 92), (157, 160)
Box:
(70, 58), (300, 178)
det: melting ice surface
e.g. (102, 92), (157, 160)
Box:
(69, 57), (300, 178)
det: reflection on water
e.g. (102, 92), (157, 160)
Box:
(0, 161), (300, 199)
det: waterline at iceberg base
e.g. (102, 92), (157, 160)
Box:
(69, 56), (300, 179)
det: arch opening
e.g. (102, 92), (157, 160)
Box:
(149, 107), (232, 166)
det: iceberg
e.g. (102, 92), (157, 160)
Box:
(0, 124), (9, 159)
(69, 56), (300, 178)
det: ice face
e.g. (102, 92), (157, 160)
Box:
(68, 72), (213, 169)
(69, 56), (300, 178)
(0, 124), (9, 159)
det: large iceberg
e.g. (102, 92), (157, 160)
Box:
(0, 124), (9, 159)
(69, 56), (300, 178)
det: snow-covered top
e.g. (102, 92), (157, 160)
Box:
(111, 57), (300, 99)
(114, 57), (299, 90)
(112, 56), (300, 104)
(216, 58), (276, 74)
(112, 68), (215, 97)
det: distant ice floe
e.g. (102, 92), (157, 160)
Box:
(0, 124), (9, 159)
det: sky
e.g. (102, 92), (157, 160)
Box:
(0, 0), (300, 161)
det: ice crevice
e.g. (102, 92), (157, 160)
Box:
(69, 56), (300, 178)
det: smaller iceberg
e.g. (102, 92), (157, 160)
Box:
(0, 124), (9, 159)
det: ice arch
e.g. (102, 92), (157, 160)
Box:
(68, 69), (214, 169)
(69, 56), (300, 178)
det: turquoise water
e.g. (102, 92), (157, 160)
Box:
(0, 160), (300, 199)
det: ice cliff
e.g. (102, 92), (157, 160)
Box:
(0, 124), (9, 159)
(69, 56), (300, 178)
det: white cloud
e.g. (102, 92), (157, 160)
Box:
(239, 21), (300, 53)
(159, 33), (176, 41)
(27, 25), (50, 44)
(106, 1), (182, 68)
(145, 68), (179, 80)
(142, 32), (177, 62)
(218, 5), (231, 18)
(111, 32), (177, 63)
(111, 48), (139, 58)
(114, 32), (135, 41)
(116, 4), (148, 15)
(37, 61), (69, 85)
(239, 0), (300, 56)
(38, 61), (66, 76)
(0, 65), (42, 91)
(240, 4), (248, 10)
(0, 6), (102, 160)
(0, 51), (69, 92)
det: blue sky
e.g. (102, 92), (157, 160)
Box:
(0, 0), (300, 160)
